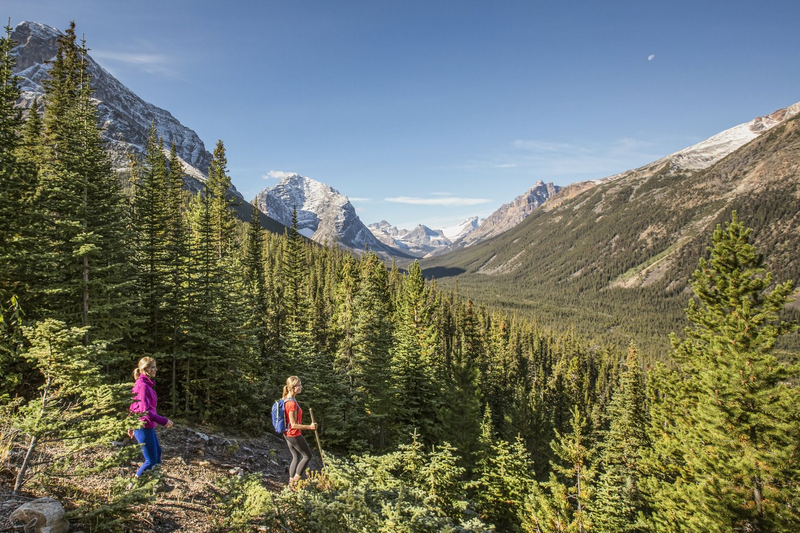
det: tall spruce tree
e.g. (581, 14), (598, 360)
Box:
(0, 24), (23, 269)
(0, 24), (28, 397)
(183, 163), (256, 424)
(0, 26), (42, 318)
(390, 261), (440, 442)
(206, 140), (237, 260)
(280, 208), (312, 368)
(333, 253), (359, 390)
(162, 145), (191, 413)
(438, 299), (483, 463)
(352, 252), (394, 449)
(591, 343), (650, 533)
(131, 123), (170, 353)
(648, 213), (800, 533)
(35, 23), (134, 373)
(523, 405), (593, 533)
(243, 201), (271, 378)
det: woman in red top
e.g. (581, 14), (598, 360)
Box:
(282, 376), (317, 485)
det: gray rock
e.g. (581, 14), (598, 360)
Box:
(9, 497), (69, 533)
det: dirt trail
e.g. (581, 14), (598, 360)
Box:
(1, 425), (321, 532)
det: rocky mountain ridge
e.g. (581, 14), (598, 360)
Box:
(429, 180), (561, 256)
(255, 174), (409, 257)
(10, 21), (242, 200)
(368, 221), (453, 257)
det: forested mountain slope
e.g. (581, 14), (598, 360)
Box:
(421, 113), (800, 358)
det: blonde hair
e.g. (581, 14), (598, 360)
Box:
(134, 356), (156, 380)
(282, 376), (301, 398)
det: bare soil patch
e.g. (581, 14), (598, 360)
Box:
(1, 425), (320, 532)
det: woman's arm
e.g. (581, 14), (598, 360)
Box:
(143, 388), (172, 427)
(288, 406), (317, 431)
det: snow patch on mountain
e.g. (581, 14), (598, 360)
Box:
(651, 103), (800, 172)
(442, 216), (483, 241)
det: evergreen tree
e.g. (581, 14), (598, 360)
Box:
(162, 145), (191, 413)
(0, 25), (23, 249)
(523, 406), (592, 533)
(206, 140), (237, 259)
(352, 252), (394, 449)
(183, 171), (257, 424)
(183, 188), (218, 416)
(332, 253), (359, 390)
(243, 201), (271, 377)
(648, 213), (800, 533)
(7, 319), (130, 494)
(591, 343), (650, 533)
(0, 25), (30, 397)
(470, 414), (536, 532)
(0, 26), (41, 316)
(280, 207), (314, 374)
(131, 123), (170, 353)
(390, 261), (440, 442)
(484, 312), (519, 438)
(35, 23), (134, 373)
(438, 299), (483, 463)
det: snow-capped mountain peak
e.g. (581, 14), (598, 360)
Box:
(255, 174), (405, 257)
(367, 221), (454, 257)
(442, 216), (483, 241)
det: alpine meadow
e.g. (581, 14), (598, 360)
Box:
(2, 15), (800, 533)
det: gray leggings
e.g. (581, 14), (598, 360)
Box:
(284, 434), (312, 479)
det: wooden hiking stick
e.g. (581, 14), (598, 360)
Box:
(308, 408), (326, 469)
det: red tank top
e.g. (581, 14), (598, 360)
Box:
(284, 398), (302, 437)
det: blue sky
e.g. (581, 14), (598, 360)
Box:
(7, 1), (800, 229)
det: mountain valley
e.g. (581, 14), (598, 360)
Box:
(421, 104), (800, 358)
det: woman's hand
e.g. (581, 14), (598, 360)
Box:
(165, 419), (174, 429)
(310, 422), (318, 431)
(127, 428), (135, 439)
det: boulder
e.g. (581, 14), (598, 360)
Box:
(9, 497), (69, 533)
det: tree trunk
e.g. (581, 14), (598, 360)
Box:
(82, 254), (89, 345)
(13, 434), (38, 495)
(753, 474), (764, 519)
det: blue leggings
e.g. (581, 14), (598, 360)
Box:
(134, 428), (162, 477)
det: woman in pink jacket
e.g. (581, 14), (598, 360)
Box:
(128, 357), (173, 477)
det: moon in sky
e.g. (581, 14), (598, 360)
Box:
(648, 54), (655, 61)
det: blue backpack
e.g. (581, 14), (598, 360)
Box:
(271, 397), (297, 434)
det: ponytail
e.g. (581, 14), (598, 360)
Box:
(283, 375), (301, 398)
(134, 356), (156, 380)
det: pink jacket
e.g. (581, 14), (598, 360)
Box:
(130, 375), (169, 429)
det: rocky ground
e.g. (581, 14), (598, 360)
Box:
(0, 425), (321, 532)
